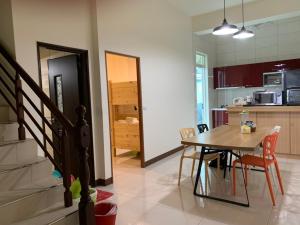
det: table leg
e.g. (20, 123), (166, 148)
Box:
(193, 148), (250, 207)
(193, 146), (205, 195)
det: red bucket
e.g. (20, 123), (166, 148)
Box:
(95, 202), (117, 225)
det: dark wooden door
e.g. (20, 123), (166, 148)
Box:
(48, 54), (80, 178)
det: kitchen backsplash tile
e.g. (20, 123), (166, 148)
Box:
(216, 87), (279, 106)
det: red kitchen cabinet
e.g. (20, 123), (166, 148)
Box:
(212, 110), (228, 128)
(245, 63), (264, 88)
(213, 67), (225, 88)
(225, 65), (246, 87)
(214, 66), (245, 88)
(213, 58), (300, 89)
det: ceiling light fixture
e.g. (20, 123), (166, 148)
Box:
(212, 0), (239, 35)
(233, 0), (254, 39)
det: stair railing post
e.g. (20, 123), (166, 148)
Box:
(75, 105), (95, 225)
(15, 72), (26, 140)
(60, 128), (73, 207)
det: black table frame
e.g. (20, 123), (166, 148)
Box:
(193, 147), (250, 207)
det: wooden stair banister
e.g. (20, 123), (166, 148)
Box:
(0, 46), (73, 131)
(0, 43), (94, 225)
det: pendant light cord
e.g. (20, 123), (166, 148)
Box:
(224, 0), (226, 19)
(242, 0), (245, 26)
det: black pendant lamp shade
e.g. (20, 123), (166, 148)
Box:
(212, 0), (238, 35)
(233, 0), (255, 39)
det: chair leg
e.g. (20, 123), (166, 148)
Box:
(232, 160), (237, 195)
(205, 161), (209, 194)
(265, 167), (276, 206)
(178, 157), (184, 186)
(223, 152), (228, 178)
(191, 158), (196, 178)
(244, 164), (248, 186)
(217, 155), (221, 177)
(229, 152), (233, 172)
(274, 161), (284, 195)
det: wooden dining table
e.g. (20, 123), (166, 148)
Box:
(181, 125), (272, 207)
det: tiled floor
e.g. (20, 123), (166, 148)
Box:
(101, 150), (300, 225)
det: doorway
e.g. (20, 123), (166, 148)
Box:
(195, 51), (209, 125)
(37, 42), (95, 185)
(105, 51), (145, 171)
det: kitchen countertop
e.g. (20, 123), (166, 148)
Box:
(227, 105), (300, 112)
(211, 108), (227, 111)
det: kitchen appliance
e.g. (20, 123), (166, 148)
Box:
(232, 97), (246, 106)
(284, 69), (300, 89)
(253, 90), (282, 105)
(246, 96), (252, 105)
(286, 88), (300, 105)
(263, 72), (284, 88)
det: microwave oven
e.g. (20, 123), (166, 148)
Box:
(263, 72), (284, 88)
(286, 88), (300, 105)
(253, 91), (283, 105)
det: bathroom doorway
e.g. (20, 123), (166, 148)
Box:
(105, 51), (145, 170)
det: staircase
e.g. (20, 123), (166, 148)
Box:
(0, 44), (95, 225)
(0, 103), (80, 225)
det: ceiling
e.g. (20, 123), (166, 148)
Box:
(166, 0), (259, 16)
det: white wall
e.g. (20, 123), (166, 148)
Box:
(192, 0), (300, 34)
(9, 0), (106, 180)
(0, 0), (15, 106)
(97, 0), (195, 165)
(0, 0), (15, 56)
(215, 16), (300, 67)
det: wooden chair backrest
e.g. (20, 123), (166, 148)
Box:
(180, 128), (196, 140)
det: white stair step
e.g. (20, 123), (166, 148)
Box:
(0, 122), (19, 141)
(0, 157), (53, 191)
(0, 139), (38, 164)
(0, 105), (17, 123)
(10, 202), (78, 225)
(49, 211), (79, 225)
(0, 177), (72, 225)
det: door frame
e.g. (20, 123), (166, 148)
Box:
(36, 42), (96, 186)
(104, 50), (145, 171)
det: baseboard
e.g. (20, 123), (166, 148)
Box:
(143, 145), (184, 167)
(94, 177), (113, 186)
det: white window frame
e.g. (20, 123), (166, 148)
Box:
(195, 51), (210, 126)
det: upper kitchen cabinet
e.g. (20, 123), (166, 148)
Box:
(213, 65), (245, 89)
(263, 59), (300, 72)
(214, 64), (257, 88)
(213, 58), (300, 89)
(244, 63), (263, 88)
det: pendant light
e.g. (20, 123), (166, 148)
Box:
(212, 0), (239, 35)
(233, 0), (254, 39)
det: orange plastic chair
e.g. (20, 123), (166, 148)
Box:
(232, 132), (284, 206)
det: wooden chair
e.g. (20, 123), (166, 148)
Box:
(178, 128), (220, 193)
(232, 131), (284, 206)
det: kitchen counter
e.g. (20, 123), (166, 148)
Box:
(227, 105), (300, 112)
(227, 105), (300, 155)
(211, 108), (227, 111)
